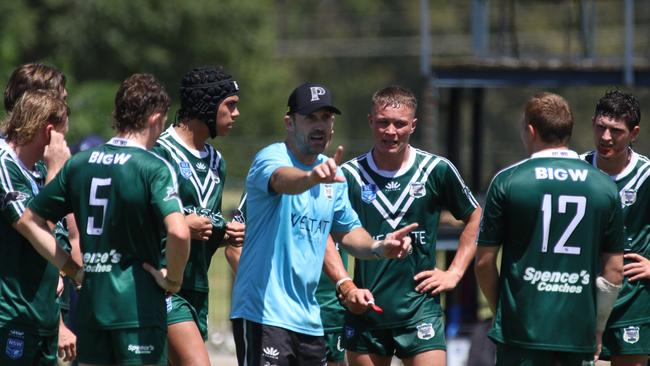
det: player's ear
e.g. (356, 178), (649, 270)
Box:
(284, 115), (294, 131)
(410, 118), (417, 134)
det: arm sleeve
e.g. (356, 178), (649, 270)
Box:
(437, 159), (479, 221)
(477, 174), (506, 247)
(28, 161), (71, 223)
(602, 188), (625, 253)
(331, 171), (361, 233)
(149, 160), (183, 219)
(247, 146), (290, 196)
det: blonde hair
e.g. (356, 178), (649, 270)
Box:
(2, 89), (68, 145)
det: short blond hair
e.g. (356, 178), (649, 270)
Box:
(2, 89), (68, 145)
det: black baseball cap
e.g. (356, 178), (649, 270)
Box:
(287, 82), (341, 115)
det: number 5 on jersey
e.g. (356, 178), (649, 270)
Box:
(87, 177), (112, 235)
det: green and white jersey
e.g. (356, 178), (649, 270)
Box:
(583, 149), (650, 327)
(29, 137), (183, 330)
(153, 126), (226, 292)
(478, 149), (624, 353)
(0, 140), (59, 336)
(342, 146), (478, 329)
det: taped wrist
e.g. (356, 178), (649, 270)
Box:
(337, 279), (357, 298)
(596, 276), (621, 332)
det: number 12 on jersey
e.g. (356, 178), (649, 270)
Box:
(540, 194), (586, 255)
(87, 177), (112, 235)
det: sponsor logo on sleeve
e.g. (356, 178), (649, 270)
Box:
(0, 191), (29, 209)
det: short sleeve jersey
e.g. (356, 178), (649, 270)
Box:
(0, 140), (59, 336)
(235, 192), (349, 333)
(153, 126), (226, 293)
(29, 137), (183, 330)
(230, 143), (361, 336)
(583, 149), (650, 327)
(478, 149), (624, 353)
(342, 147), (478, 329)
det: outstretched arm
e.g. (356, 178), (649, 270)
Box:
(333, 224), (417, 260)
(269, 146), (345, 194)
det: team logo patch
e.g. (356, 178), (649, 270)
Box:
(416, 322), (435, 340)
(409, 182), (426, 198)
(164, 186), (179, 201)
(5, 333), (24, 360)
(361, 184), (378, 203)
(179, 161), (192, 179)
(0, 191), (29, 209)
(166, 297), (173, 313)
(324, 184), (333, 200)
(621, 189), (637, 207)
(195, 162), (207, 172)
(344, 325), (355, 339)
(623, 326), (640, 344)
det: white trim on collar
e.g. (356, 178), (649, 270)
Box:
(366, 145), (416, 178)
(166, 126), (209, 159)
(531, 149), (579, 159)
(591, 148), (639, 181)
(107, 137), (146, 150)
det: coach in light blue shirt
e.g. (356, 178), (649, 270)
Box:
(230, 83), (415, 366)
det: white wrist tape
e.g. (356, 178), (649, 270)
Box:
(335, 277), (352, 292)
(596, 276), (621, 332)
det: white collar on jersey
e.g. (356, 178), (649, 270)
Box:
(165, 126), (209, 159)
(590, 148), (639, 181)
(531, 149), (579, 159)
(0, 138), (41, 179)
(107, 137), (146, 150)
(366, 145), (416, 178)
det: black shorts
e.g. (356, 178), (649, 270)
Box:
(232, 318), (326, 366)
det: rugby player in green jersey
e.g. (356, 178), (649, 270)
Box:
(0, 88), (71, 366)
(476, 92), (624, 365)
(582, 91), (649, 366)
(153, 66), (245, 366)
(339, 86), (482, 366)
(16, 73), (191, 366)
(4, 63), (81, 363)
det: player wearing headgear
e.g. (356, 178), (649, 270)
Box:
(582, 91), (650, 366)
(152, 66), (244, 366)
